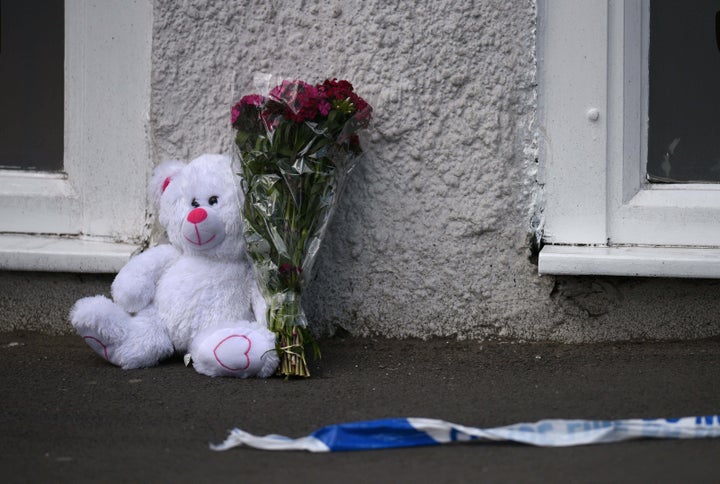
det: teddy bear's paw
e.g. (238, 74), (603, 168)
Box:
(188, 325), (279, 378)
(110, 244), (179, 314)
(112, 277), (155, 314)
(70, 296), (130, 366)
(80, 332), (112, 362)
(70, 295), (131, 358)
(70, 296), (173, 369)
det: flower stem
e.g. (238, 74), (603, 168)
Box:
(276, 326), (310, 377)
(268, 292), (313, 377)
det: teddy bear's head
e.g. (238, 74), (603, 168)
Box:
(149, 154), (246, 260)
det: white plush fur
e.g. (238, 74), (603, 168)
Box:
(70, 154), (278, 378)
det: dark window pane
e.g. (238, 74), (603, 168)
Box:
(0, 0), (64, 171)
(647, 0), (720, 183)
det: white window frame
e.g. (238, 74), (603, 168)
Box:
(0, 0), (152, 272)
(537, 0), (720, 278)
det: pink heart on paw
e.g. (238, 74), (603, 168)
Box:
(83, 335), (109, 361)
(213, 334), (251, 372)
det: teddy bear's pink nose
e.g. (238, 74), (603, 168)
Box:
(187, 207), (208, 224)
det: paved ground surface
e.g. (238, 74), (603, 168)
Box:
(1, 331), (720, 483)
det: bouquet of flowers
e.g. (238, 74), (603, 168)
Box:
(231, 78), (372, 377)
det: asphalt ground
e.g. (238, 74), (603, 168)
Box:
(1, 331), (720, 483)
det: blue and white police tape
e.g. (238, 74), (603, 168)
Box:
(211, 415), (720, 452)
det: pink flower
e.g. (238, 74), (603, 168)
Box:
(232, 78), (372, 143)
(269, 80), (311, 111)
(270, 80), (323, 122)
(318, 78), (355, 100)
(261, 108), (282, 132)
(317, 78), (371, 119)
(231, 94), (265, 130)
(243, 94), (264, 107)
(318, 100), (332, 116)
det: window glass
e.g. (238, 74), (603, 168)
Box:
(0, 0), (64, 171)
(647, 0), (720, 183)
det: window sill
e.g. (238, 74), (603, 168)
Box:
(0, 234), (140, 273)
(538, 245), (720, 279)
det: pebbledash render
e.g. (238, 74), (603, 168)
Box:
(2, 0), (720, 343)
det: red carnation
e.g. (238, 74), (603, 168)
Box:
(231, 94), (265, 130)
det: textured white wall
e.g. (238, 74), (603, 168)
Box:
(152, 0), (544, 338)
(149, 0), (720, 341)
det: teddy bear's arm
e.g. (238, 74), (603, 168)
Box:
(111, 244), (180, 314)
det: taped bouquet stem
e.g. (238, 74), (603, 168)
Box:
(269, 292), (316, 377)
(277, 325), (311, 378)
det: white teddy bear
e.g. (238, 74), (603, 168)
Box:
(70, 154), (279, 378)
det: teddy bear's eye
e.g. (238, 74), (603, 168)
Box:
(208, 196), (219, 206)
(191, 198), (200, 208)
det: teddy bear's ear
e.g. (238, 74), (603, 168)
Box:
(149, 159), (185, 207)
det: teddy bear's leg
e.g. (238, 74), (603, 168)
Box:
(70, 295), (132, 365)
(187, 323), (279, 378)
(70, 296), (173, 369)
(109, 305), (174, 369)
